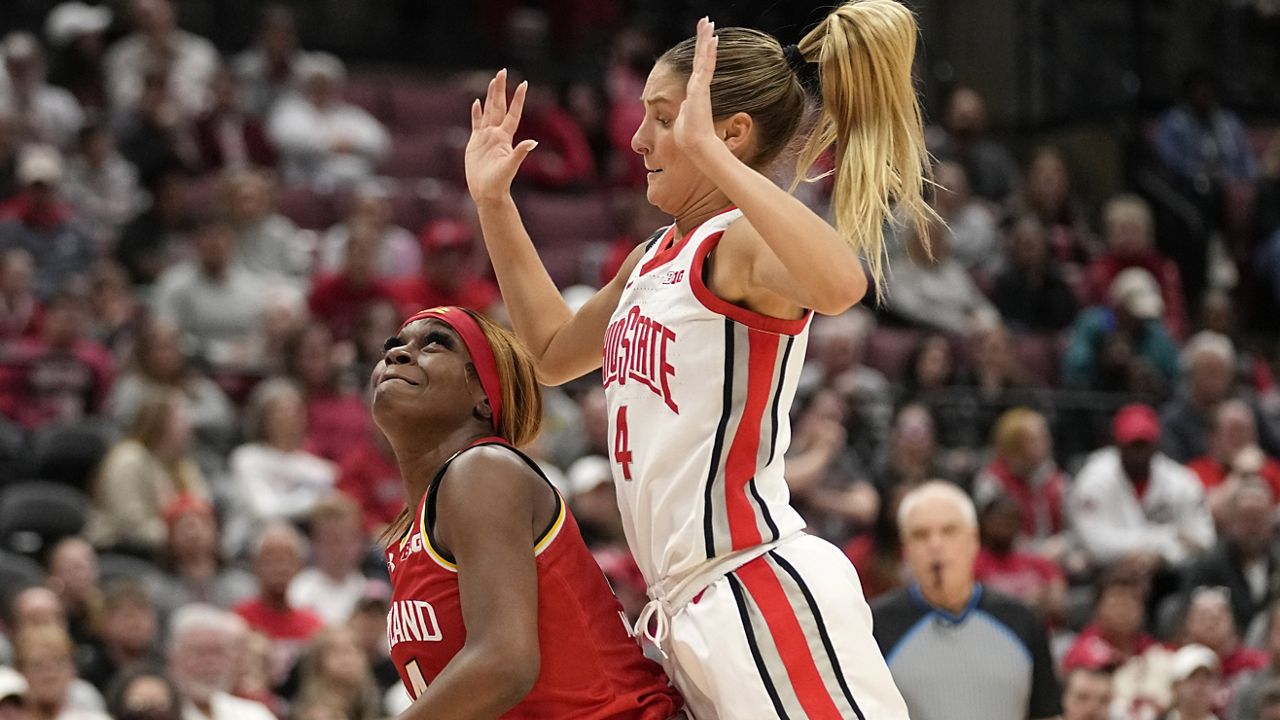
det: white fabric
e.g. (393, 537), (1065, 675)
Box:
(181, 692), (276, 720)
(0, 79), (83, 147)
(229, 443), (336, 524)
(658, 533), (909, 720)
(267, 94), (389, 185)
(105, 31), (218, 117)
(605, 208), (807, 588)
(288, 568), (368, 626)
(1068, 447), (1215, 565)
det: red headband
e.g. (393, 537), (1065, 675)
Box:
(400, 306), (503, 431)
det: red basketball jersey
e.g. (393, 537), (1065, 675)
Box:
(385, 438), (682, 719)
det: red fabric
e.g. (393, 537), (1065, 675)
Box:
(0, 337), (114, 428)
(974, 548), (1064, 604)
(842, 535), (903, 601)
(304, 391), (372, 462)
(516, 106), (597, 190)
(983, 458), (1067, 536)
(336, 439), (404, 532)
(725, 329), (778, 551)
(0, 194), (73, 229)
(233, 599), (325, 641)
(388, 276), (500, 319)
(1087, 251), (1188, 339)
(1187, 455), (1280, 498)
(386, 440), (681, 719)
(1219, 645), (1268, 680)
(308, 273), (395, 341)
(192, 114), (278, 170)
(734, 555), (846, 720)
(1062, 624), (1158, 671)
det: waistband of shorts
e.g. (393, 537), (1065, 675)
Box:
(646, 532), (799, 614)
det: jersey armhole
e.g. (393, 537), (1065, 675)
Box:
(689, 230), (812, 336)
(423, 440), (565, 568)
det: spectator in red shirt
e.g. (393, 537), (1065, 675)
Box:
(1063, 568), (1159, 673)
(1087, 195), (1188, 339)
(308, 218), (394, 341)
(388, 219), (500, 316)
(0, 284), (113, 428)
(1180, 586), (1267, 683)
(973, 409), (1072, 555)
(335, 426), (401, 534)
(192, 66), (277, 172)
(514, 77), (596, 191)
(974, 494), (1066, 623)
(273, 321), (371, 463)
(233, 521), (325, 687)
(1187, 399), (1280, 499)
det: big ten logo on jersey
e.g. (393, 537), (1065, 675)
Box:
(387, 599), (443, 649)
(387, 532), (425, 573)
(661, 269), (685, 285)
(602, 305), (678, 414)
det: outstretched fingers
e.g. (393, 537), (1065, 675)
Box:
(688, 18), (718, 96)
(501, 80), (529, 136)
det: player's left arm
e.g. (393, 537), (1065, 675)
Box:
(675, 18), (867, 316)
(397, 449), (546, 720)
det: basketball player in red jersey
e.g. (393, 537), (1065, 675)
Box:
(466, 2), (934, 718)
(370, 306), (682, 719)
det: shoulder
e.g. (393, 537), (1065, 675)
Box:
(1073, 449), (1120, 486)
(435, 444), (544, 510)
(978, 588), (1039, 628)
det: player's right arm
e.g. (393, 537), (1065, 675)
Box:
(465, 70), (645, 386)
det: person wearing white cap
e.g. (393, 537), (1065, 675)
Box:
(1064, 266), (1181, 393)
(267, 52), (389, 186)
(43, 2), (111, 112)
(0, 31), (84, 149)
(0, 665), (30, 720)
(1164, 644), (1221, 720)
(104, 0), (218, 118)
(0, 144), (95, 299)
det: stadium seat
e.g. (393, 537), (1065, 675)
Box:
(864, 327), (924, 381)
(388, 81), (474, 134)
(98, 552), (167, 584)
(0, 548), (45, 613)
(382, 130), (468, 182)
(0, 481), (90, 558)
(33, 421), (114, 491)
(0, 417), (33, 487)
(344, 74), (393, 126)
(277, 184), (341, 230)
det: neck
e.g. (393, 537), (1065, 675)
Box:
(920, 580), (975, 615)
(672, 194), (732, 237)
(263, 590), (289, 609)
(389, 424), (494, 519)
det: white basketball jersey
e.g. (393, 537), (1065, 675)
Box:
(603, 207), (810, 588)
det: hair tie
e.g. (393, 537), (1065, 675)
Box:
(782, 43), (820, 96)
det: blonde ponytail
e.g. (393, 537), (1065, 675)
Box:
(793, 0), (938, 301)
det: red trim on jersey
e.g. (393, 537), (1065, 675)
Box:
(638, 224), (680, 276)
(736, 556), (846, 720)
(724, 329), (778, 550)
(689, 231), (811, 336)
(638, 205), (739, 277)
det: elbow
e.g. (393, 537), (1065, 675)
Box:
(809, 277), (867, 316)
(486, 649), (540, 711)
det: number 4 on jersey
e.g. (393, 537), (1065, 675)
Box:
(614, 405), (633, 481)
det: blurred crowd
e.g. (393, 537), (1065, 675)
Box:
(0, 0), (1275, 719)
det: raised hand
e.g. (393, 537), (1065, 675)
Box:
(671, 17), (720, 156)
(465, 69), (536, 204)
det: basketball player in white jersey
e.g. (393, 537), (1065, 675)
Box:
(465, 3), (935, 718)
